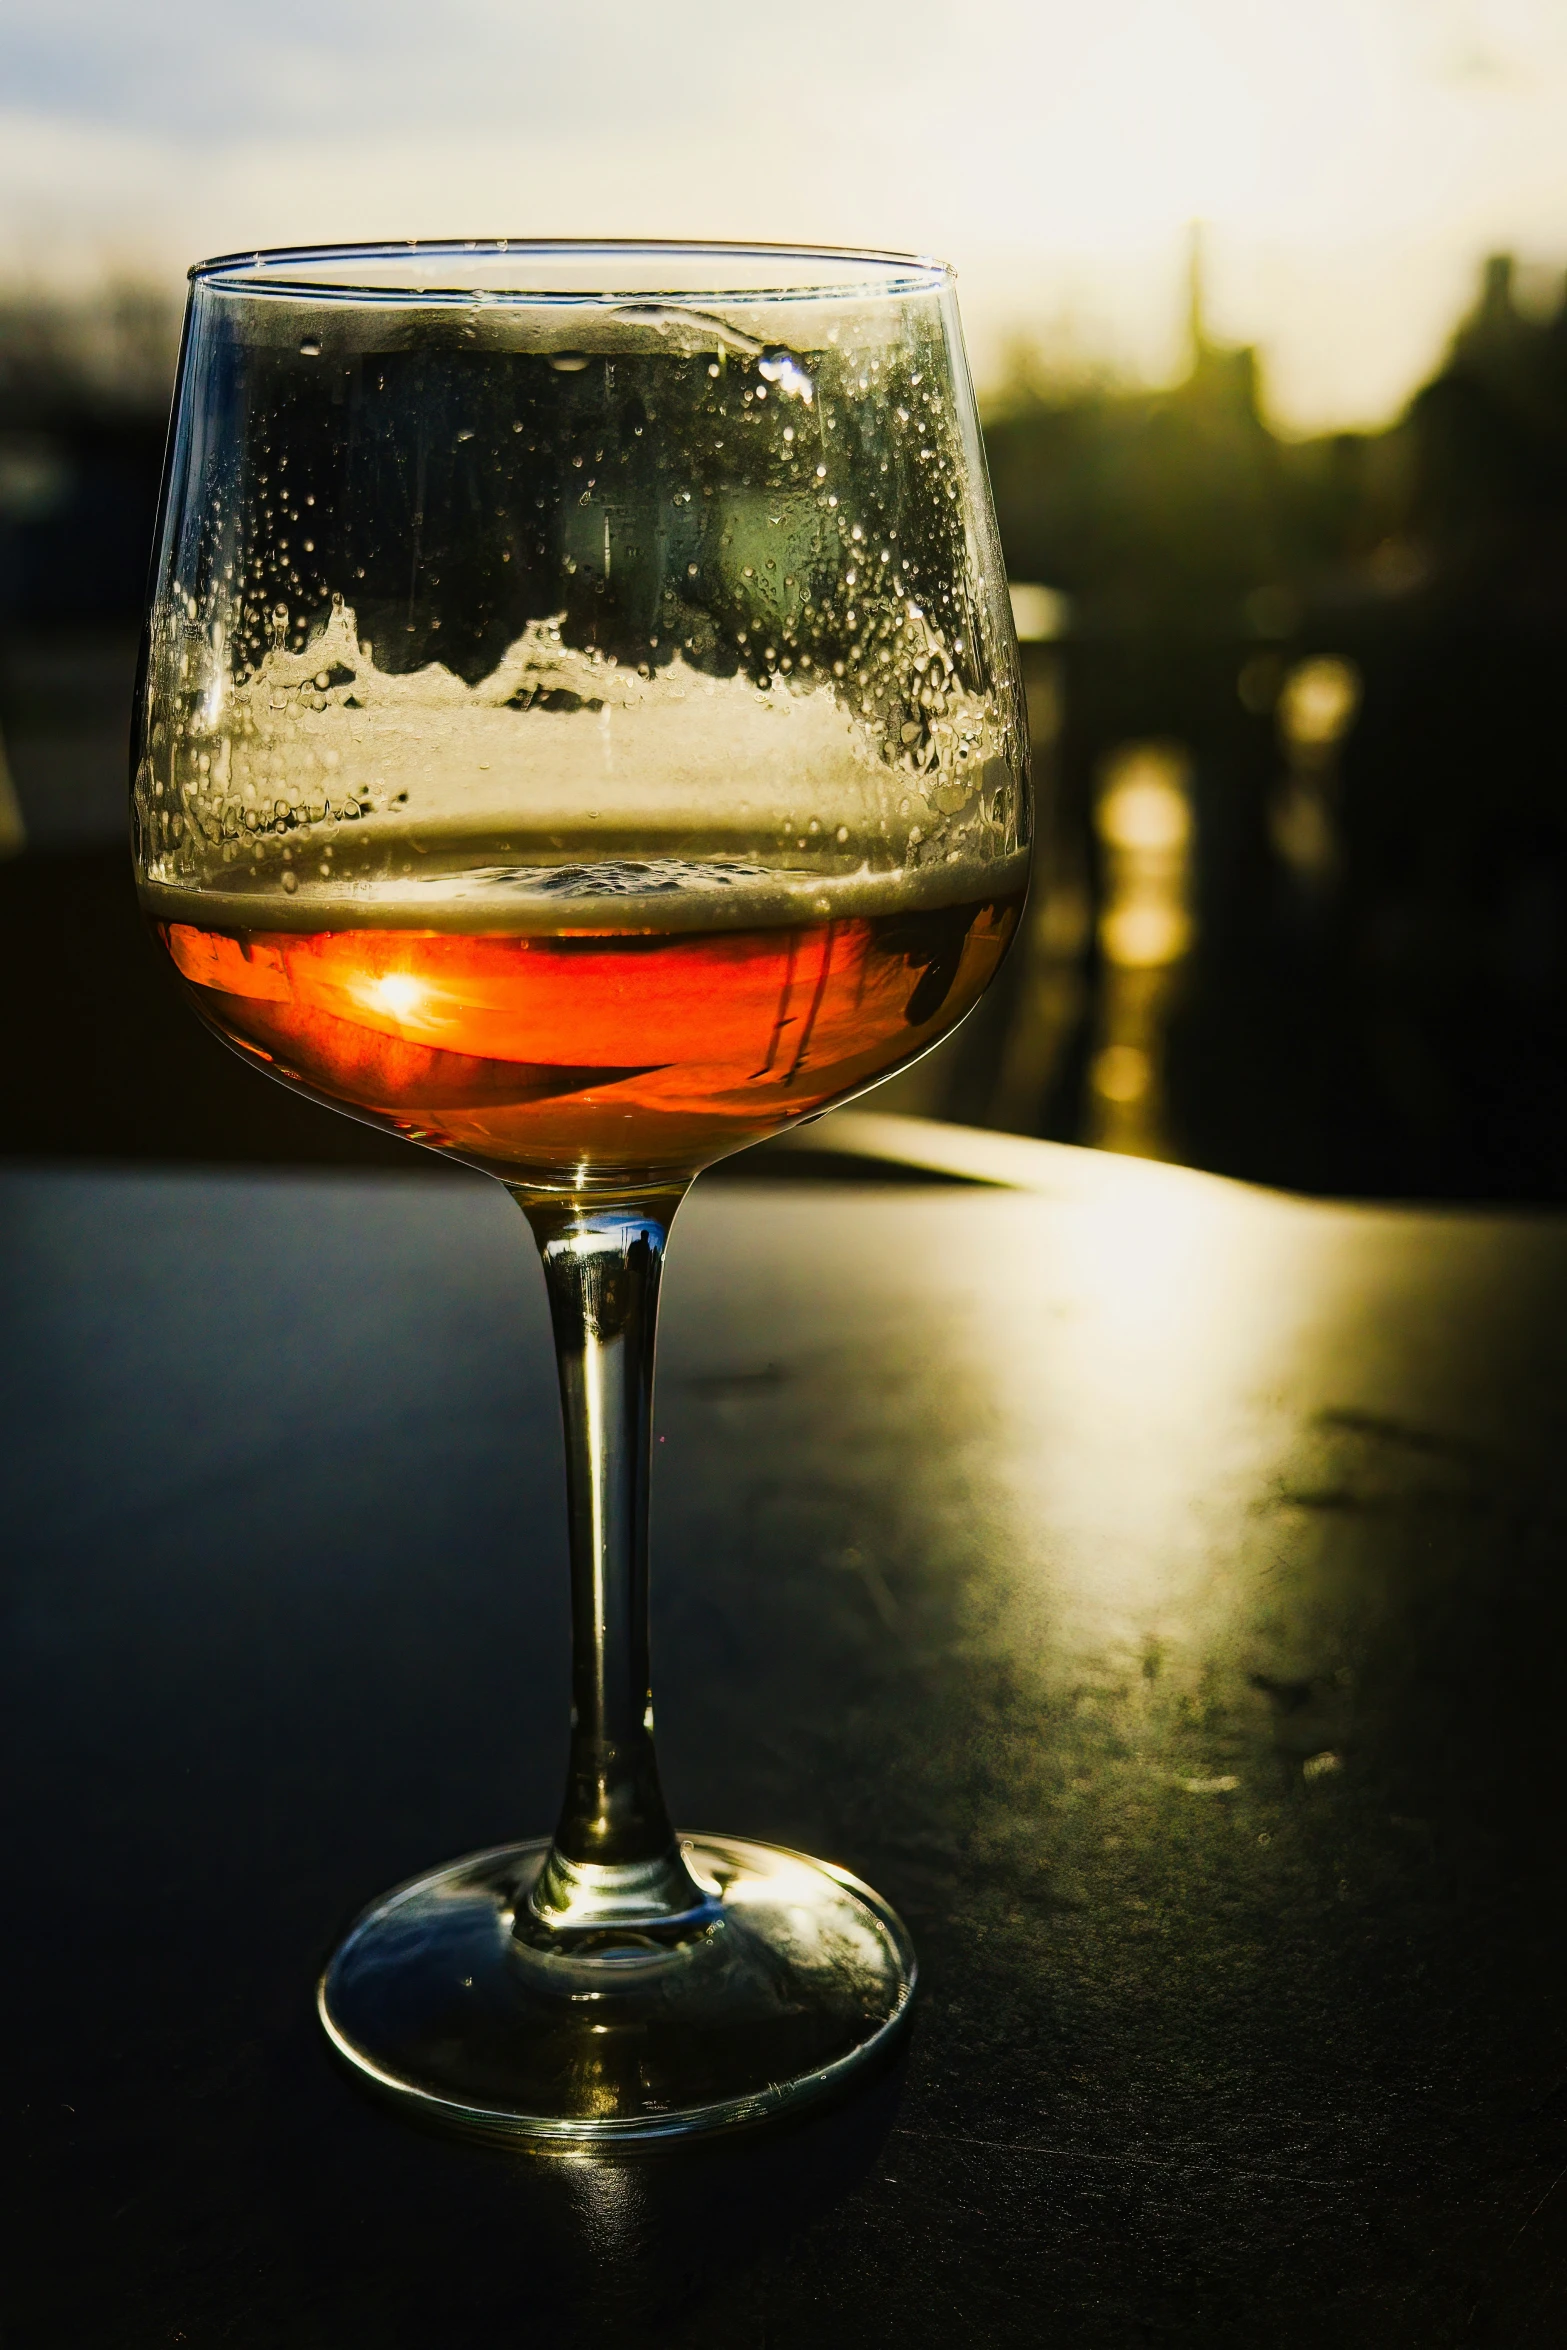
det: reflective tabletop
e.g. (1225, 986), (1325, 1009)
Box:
(7, 1115), (1567, 2345)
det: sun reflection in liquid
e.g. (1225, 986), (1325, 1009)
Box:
(364, 970), (430, 1024)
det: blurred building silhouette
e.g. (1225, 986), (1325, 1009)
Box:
(0, 286), (176, 628)
(949, 242), (1567, 1200)
(4, 253), (1567, 1198)
(0, 288), (178, 860)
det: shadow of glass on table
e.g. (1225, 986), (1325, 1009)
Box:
(18, 1142), (1567, 2342)
(267, 2017), (907, 2344)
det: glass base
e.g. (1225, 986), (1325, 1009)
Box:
(318, 1836), (916, 2144)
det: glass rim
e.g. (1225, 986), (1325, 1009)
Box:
(187, 238), (956, 306)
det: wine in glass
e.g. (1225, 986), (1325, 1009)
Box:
(135, 242), (1030, 2142)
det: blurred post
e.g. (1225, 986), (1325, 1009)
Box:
(0, 723), (23, 855)
(986, 583), (1090, 1129)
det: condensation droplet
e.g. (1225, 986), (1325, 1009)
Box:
(758, 348), (814, 404)
(298, 338), (321, 358)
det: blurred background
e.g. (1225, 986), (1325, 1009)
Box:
(6, 0), (1567, 1198)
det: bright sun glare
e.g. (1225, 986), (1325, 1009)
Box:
(368, 974), (427, 1024)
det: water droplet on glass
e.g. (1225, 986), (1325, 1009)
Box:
(549, 353), (591, 372)
(758, 349), (814, 404)
(281, 869), (298, 893)
(299, 338), (321, 358)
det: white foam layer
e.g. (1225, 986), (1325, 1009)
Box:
(142, 842), (1031, 937)
(137, 600), (1021, 900)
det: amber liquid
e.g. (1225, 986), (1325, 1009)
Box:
(155, 885), (1022, 1184)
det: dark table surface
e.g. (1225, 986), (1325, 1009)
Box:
(9, 1113), (1567, 2347)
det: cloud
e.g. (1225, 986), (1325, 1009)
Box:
(3, 0), (1567, 427)
(0, 0), (944, 138)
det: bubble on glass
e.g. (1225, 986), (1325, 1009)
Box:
(138, 292), (1027, 909)
(761, 345), (822, 401)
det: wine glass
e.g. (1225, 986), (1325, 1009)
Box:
(134, 241), (1030, 2142)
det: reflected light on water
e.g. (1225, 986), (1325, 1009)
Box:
(1099, 900), (1191, 969)
(1098, 757), (1193, 855)
(1092, 1040), (1152, 1104)
(1008, 581), (1072, 644)
(1087, 743), (1195, 1160)
(1271, 654), (1361, 888)
(1279, 655), (1360, 751)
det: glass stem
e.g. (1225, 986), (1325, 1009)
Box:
(511, 1187), (711, 1936)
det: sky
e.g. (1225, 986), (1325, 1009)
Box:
(3, 0), (1567, 431)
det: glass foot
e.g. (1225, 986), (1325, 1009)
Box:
(318, 1836), (916, 2144)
